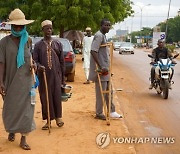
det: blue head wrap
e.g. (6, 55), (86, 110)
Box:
(11, 26), (28, 68)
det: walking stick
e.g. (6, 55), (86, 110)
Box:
(98, 42), (114, 125)
(43, 70), (51, 134)
(30, 57), (36, 83)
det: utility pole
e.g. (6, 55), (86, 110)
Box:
(134, 4), (151, 47)
(165, 0), (172, 42)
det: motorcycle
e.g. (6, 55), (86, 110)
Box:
(148, 54), (179, 99)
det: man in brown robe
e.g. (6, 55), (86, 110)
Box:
(33, 20), (65, 130)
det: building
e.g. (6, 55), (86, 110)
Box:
(116, 29), (128, 41)
(0, 22), (11, 40)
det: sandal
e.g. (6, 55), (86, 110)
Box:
(56, 118), (64, 127)
(42, 123), (51, 130)
(19, 143), (31, 150)
(83, 80), (90, 84)
(8, 133), (15, 142)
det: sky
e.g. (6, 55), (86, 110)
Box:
(106, 0), (180, 38)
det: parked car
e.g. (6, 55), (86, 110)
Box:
(119, 42), (134, 54)
(31, 36), (43, 53)
(31, 37), (76, 82)
(57, 38), (76, 82)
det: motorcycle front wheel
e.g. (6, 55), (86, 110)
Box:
(162, 79), (169, 99)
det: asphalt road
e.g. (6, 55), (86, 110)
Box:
(112, 48), (180, 154)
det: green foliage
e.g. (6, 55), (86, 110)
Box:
(0, 0), (132, 36)
(130, 27), (153, 43)
(166, 44), (175, 53)
(159, 16), (180, 43)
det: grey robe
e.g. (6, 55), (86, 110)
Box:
(88, 30), (110, 82)
(0, 35), (35, 133)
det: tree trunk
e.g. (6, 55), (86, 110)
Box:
(60, 26), (64, 38)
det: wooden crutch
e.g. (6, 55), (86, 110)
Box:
(96, 65), (108, 124)
(43, 70), (51, 134)
(108, 43), (114, 125)
(99, 42), (114, 125)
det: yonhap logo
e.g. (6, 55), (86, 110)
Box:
(96, 132), (111, 148)
(96, 132), (175, 149)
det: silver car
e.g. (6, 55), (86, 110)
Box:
(113, 42), (123, 50)
(119, 42), (134, 54)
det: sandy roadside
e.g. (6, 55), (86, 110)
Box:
(0, 54), (135, 154)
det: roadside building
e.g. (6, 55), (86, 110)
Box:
(116, 29), (128, 42)
(0, 22), (11, 40)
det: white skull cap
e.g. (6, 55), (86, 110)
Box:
(85, 27), (91, 31)
(41, 20), (52, 27)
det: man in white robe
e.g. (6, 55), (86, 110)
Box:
(82, 27), (93, 84)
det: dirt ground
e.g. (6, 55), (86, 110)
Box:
(0, 55), (136, 154)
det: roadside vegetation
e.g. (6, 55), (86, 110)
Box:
(0, 0), (133, 37)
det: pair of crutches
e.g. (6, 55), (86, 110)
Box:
(96, 42), (113, 125)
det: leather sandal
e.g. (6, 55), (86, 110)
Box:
(42, 123), (51, 130)
(83, 80), (90, 84)
(95, 114), (106, 120)
(56, 118), (64, 127)
(8, 133), (15, 142)
(19, 143), (31, 150)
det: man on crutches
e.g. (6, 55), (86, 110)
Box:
(89, 19), (122, 123)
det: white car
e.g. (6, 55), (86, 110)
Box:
(119, 42), (134, 54)
(113, 42), (123, 50)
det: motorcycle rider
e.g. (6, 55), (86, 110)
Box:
(149, 39), (174, 89)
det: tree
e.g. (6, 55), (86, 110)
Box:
(130, 27), (153, 44)
(159, 16), (180, 43)
(0, 0), (133, 37)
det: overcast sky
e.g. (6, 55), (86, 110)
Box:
(106, 0), (180, 38)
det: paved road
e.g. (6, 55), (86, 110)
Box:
(112, 49), (180, 154)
